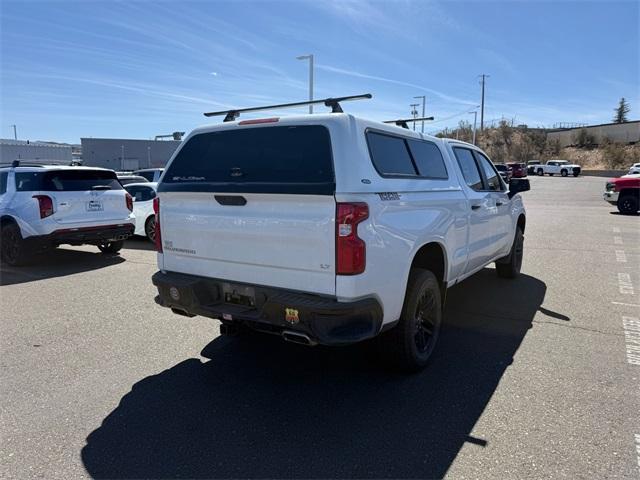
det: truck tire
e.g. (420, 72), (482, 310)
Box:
(97, 240), (124, 254)
(537, 168), (544, 176)
(380, 269), (442, 372)
(496, 227), (524, 278)
(617, 194), (639, 215)
(145, 215), (156, 243)
(561, 169), (568, 177)
(0, 222), (30, 266)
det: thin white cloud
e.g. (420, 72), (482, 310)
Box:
(316, 64), (478, 106)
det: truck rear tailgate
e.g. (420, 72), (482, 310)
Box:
(157, 123), (337, 296)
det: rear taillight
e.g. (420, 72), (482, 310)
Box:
(33, 195), (54, 219)
(125, 193), (133, 212)
(153, 196), (162, 252)
(336, 202), (368, 275)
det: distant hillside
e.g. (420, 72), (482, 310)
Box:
(436, 120), (640, 169)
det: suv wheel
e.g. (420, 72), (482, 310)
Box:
(97, 240), (124, 254)
(1, 223), (29, 266)
(496, 227), (524, 278)
(537, 168), (544, 176)
(380, 269), (442, 372)
(145, 215), (156, 243)
(561, 169), (568, 177)
(618, 194), (639, 215)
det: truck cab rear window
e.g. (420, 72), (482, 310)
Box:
(160, 125), (334, 195)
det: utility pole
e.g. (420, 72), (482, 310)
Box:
(410, 103), (419, 131)
(413, 95), (426, 133)
(121, 145), (125, 171)
(147, 146), (151, 168)
(479, 74), (489, 132)
(296, 54), (314, 114)
(10, 124), (17, 140)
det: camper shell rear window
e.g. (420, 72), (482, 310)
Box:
(159, 125), (335, 195)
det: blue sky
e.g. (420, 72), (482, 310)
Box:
(1, 0), (638, 143)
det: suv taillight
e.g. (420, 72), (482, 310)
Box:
(153, 196), (162, 252)
(125, 193), (133, 211)
(33, 195), (54, 219)
(336, 202), (368, 275)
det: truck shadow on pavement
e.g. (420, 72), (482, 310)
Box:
(81, 269), (550, 479)
(0, 248), (124, 286)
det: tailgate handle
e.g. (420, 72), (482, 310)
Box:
(215, 195), (247, 206)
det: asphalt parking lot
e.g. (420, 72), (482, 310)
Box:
(1, 175), (639, 479)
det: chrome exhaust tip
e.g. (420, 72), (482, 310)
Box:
(282, 330), (316, 346)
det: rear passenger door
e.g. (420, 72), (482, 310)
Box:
(452, 147), (502, 273)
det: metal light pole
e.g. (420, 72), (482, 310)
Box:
(121, 145), (125, 170)
(296, 54), (314, 114)
(410, 103), (419, 131)
(471, 111), (478, 145)
(413, 96), (426, 133)
(10, 124), (17, 140)
(147, 146), (151, 168)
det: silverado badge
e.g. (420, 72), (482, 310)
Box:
(285, 308), (300, 324)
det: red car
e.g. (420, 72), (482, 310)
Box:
(603, 174), (640, 214)
(507, 162), (527, 178)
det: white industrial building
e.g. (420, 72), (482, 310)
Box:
(81, 138), (181, 170)
(0, 139), (74, 165)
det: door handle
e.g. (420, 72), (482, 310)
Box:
(496, 201), (504, 206)
(471, 204), (481, 210)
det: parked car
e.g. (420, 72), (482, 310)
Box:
(150, 100), (530, 371)
(117, 174), (149, 186)
(123, 182), (157, 242)
(134, 168), (164, 182)
(535, 160), (581, 177)
(627, 163), (640, 175)
(507, 162), (527, 178)
(604, 173), (640, 214)
(494, 163), (512, 182)
(527, 160), (541, 175)
(0, 165), (135, 265)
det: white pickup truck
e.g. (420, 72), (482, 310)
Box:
(151, 97), (530, 371)
(535, 160), (581, 177)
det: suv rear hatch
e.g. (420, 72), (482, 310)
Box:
(157, 124), (337, 295)
(16, 169), (130, 224)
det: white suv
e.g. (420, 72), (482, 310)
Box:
(0, 165), (135, 265)
(151, 98), (529, 370)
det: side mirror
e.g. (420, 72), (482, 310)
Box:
(508, 178), (530, 199)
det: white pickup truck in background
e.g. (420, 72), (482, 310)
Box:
(151, 98), (531, 371)
(535, 160), (582, 177)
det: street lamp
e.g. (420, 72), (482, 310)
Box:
(296, 54), (314, 114)
(413, 96), (426, 133)
(469, 109), (479, 145)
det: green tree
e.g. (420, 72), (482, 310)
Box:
(613, 97), (630, 123)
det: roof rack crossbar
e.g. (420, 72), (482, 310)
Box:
(204, 94), (372, 121)
(383, 116), (435, 129)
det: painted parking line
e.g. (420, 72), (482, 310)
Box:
(618, 273), (635, 295)
(612, 301), (640, 308)
(622, 317), (640, 366)
(616, 250), (628, 263)
(635, 434), (640, 471)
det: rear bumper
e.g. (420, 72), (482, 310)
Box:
(25, 223), (134, 249)
(152, 270), (384, 346)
